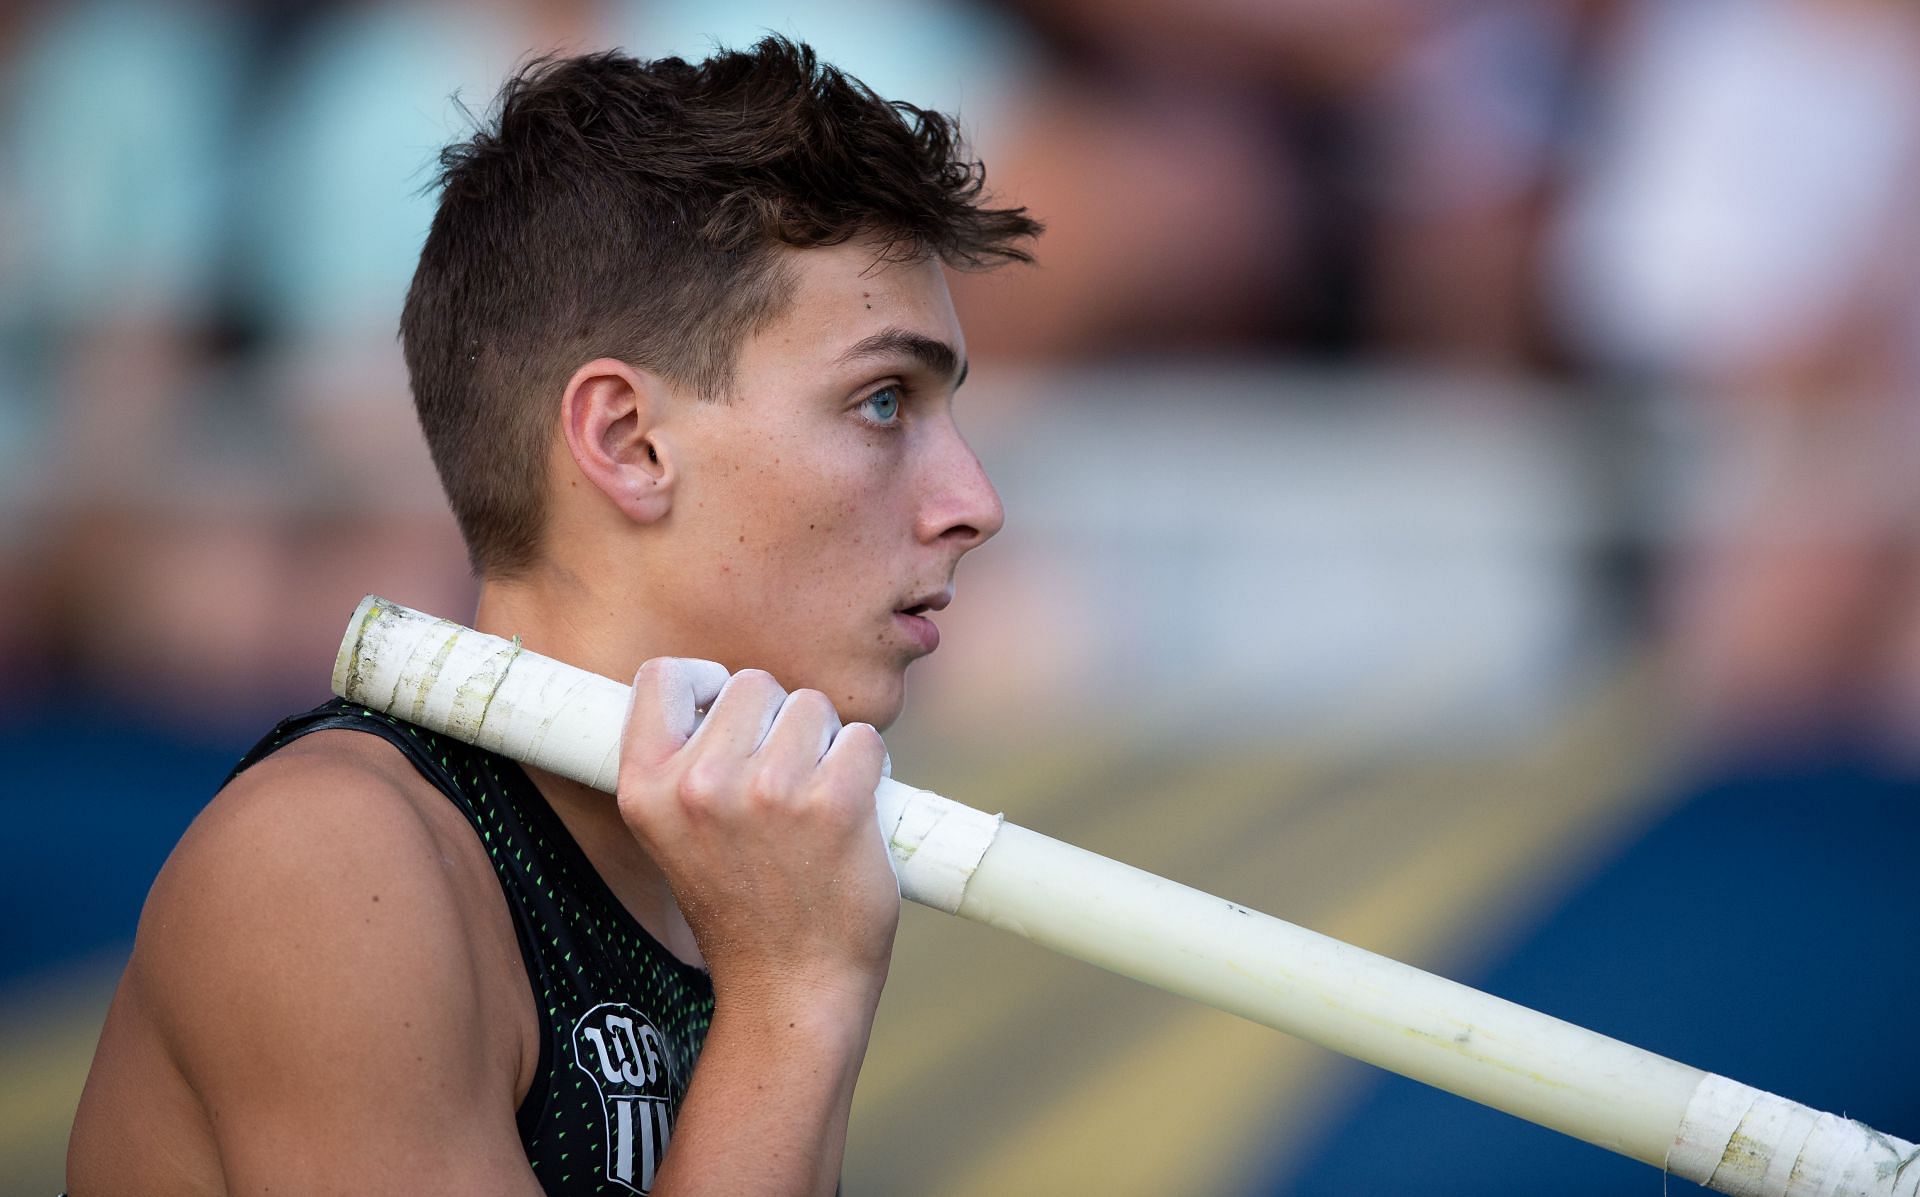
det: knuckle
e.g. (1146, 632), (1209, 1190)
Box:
(677, 759), (734, 807)
(714, 668), (785, 713)
(733, 668), (781, 693)
(838, 722), (886, 766)
(786, 688), (837, 723)
(745, 767), (791, 807)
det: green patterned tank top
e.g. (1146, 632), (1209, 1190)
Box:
(230, 699), (715, 1195)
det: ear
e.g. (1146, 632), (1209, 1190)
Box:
(560, 358), (676, 526)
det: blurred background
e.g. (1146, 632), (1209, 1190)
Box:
(4, 0), (1919, 1192)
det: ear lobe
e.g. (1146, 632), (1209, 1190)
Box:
(561, 358), (676, 526)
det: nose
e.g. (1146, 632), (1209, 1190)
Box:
(917, 423), (1005, 552)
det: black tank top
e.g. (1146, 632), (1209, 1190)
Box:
(230, 699), (715, 1196)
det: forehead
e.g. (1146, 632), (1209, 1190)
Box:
(743, 241), (964, 378)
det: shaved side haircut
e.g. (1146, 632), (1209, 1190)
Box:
(400, 37), (1040, 576)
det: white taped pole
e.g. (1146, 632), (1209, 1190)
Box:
(333, 596), (1918, 1196)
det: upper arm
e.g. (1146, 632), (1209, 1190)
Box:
(130, 738), (542, 1195)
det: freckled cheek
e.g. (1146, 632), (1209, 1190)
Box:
(731, 469), (895, 602)
(784, 478), (884, 545)
(735, 523), (842, 604)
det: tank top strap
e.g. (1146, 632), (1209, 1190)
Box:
(229, 697), (560, 1142)
(228, 698), (715, 1194)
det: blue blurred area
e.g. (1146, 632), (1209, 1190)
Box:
(0, 696), (256, 987)
(1267, 753), (1920, 1196)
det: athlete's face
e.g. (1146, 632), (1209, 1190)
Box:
(649, 241), (1003, 728)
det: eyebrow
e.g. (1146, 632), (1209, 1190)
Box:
(833, 327), (968, 389)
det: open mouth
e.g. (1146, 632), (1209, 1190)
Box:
(897, 589), (951, 620)
(893, 594), (947, 654)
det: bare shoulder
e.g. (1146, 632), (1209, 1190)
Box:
(132, 729), (509, 1048)
(139, 729), (470, 982)
(109, 727), (539, 1189)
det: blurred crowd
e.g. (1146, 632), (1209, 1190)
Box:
(3, 0), (1919, 759)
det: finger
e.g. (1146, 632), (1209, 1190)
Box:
(686, 669), (786, 758)
(756, 688), (841, 773)
(816, 721), (888, 811)
(623, 657), (730, 768)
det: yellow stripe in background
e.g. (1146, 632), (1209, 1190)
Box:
(0, 949), (122, 1197)
(849, 664), (1680, 1196)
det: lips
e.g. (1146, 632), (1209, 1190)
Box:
(894, 589), (951, 654)
(894, 610), (941, 654)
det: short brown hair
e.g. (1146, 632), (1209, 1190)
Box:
(400, 38), (1040, 577)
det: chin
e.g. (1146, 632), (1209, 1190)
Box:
(837, 672), (908, 731)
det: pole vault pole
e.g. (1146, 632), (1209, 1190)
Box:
(334, 595), (1918, 1197)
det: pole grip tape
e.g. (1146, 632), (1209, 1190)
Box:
(1669, 1074), (1920, 1197)
(876, 779), (1003, 913)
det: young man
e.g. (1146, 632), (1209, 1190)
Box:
(67, 39), (1038, 1195)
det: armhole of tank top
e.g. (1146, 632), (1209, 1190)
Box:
(232, 709), (562, 1140)
(489, 758), (715, 999)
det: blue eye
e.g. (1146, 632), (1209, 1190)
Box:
(859, 386), (902, 425)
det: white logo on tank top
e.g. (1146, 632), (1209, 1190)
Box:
(571, 1003), (676, 1194)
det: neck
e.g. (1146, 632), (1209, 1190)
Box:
(473, 566), (704, 967)
(474, 562), (639, 682)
